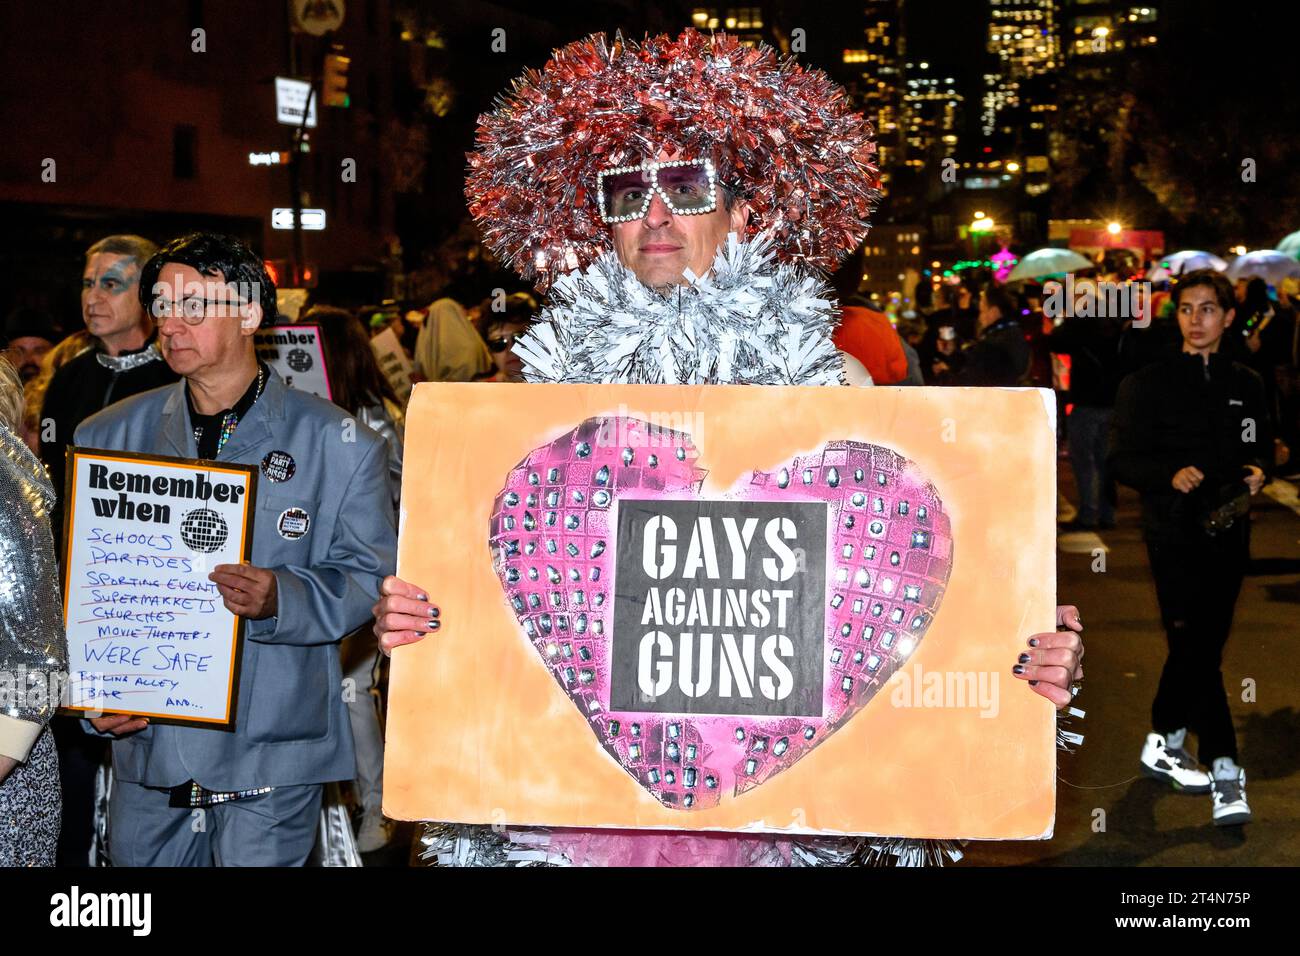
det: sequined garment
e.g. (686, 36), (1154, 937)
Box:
(0, 424), (68, 865)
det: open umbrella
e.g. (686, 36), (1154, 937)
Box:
(1276, 231), (1300, 259)
(1159, 250), (1227, 275)
(1225, 250), (1300, 284)
(1004, 248), (1093, 283)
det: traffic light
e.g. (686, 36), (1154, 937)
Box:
(322, 52), (350, 108)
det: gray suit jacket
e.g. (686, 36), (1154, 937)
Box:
(74, 369), (397, 790)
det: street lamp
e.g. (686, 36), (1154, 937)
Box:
(1005, 161), (1020, 172)
(1107, 221), (1122, 235)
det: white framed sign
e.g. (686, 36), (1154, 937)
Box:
(60, 449), (258, 729)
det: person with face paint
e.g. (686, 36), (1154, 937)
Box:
(40, 235), (178, 538)
(37, 235), (178, 867)
(74, 233), (397, 866)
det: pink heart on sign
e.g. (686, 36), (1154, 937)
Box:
(489, 417), (953, 810)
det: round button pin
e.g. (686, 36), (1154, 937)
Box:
(277, 507), (311, 540)
(261, 450), (296, 483)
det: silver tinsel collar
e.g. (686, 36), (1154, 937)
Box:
(417, 824), (967, 869)
(95, 341), (164, 372)
(513, 232), (846, 386)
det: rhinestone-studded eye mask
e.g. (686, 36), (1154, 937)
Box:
(596, 158), (718, 223)
(489, 416), (954, 811)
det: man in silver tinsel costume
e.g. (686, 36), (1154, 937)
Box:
(372, 29), (1085, 866)
(0, 357), (68, 866)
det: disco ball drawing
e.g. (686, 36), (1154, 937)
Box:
(180, 508), (229, 553)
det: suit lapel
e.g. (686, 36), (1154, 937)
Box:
(159, 384), (196, 458)
(218, 369), (286, 463)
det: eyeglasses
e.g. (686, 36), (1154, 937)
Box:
(487, 334), (516, 353)
(596, 158), (718, 224)
(151, 297), (248, 326)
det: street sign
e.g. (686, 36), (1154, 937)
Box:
(290, 0), (345, 37)
(271, 208), (327, 231)
(275, 76), (318, 128)
(249, 151), (290, 166)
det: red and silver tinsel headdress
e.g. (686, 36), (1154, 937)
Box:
(465, 29), (881, 290)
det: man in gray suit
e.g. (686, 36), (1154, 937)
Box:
(77, 233), (396, 866)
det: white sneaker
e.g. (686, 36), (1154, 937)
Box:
(356, 806), (396, 853)
(1140, 732), (1211, 793)
(1211, 769), (1252, 826)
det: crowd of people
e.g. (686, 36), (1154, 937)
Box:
(1, 25), (1287, 867)
(3, 224), (1289, 864)
(0, 232), (546, 866)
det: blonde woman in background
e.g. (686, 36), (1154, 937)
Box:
(21, 330), (93, 455)
(0, 356), (69, 865)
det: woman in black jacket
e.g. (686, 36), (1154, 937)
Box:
(1108, 270), (1270, 827)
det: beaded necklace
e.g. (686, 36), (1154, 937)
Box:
(193, 365), (267, 458)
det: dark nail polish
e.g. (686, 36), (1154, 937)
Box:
(1013, 664), (1025, 675)
(429, 620), (441, 631)
(1028, 638), (1040, 647)
(1018, 653), (1031, 664)
(430, 607), (440, 619)
(417, 593), (428, 602)
(1029, 680), (1039, 686)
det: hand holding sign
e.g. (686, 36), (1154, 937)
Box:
(89, 714), (150, 736)
(209, 563), (279, 619)
(372, 575), (441, 655)
(1014, 605), (1084, 709)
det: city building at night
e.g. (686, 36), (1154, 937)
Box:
(1062, 0), (1160, 62)
(688, 5), (769, 46)
(0, 0), (401, 321)
(901, 62), (964, 169)
(842, 0), (906, 183)
(860, 223), (926, 304)
(982, 0), (1061, 139)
